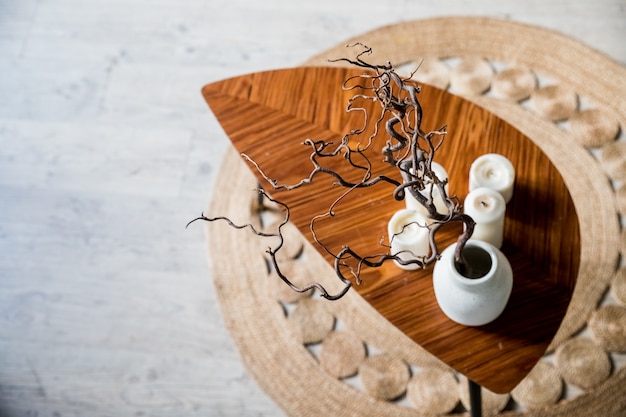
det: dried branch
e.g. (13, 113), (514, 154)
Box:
(187, 189), (353, 300)
(191, 44), (475, 300)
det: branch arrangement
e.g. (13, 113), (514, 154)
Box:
(189, 44), (475, 300)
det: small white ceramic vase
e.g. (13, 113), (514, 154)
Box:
(432, 239), (513, 326)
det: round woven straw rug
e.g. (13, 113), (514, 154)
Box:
(206, 17), (626, 416)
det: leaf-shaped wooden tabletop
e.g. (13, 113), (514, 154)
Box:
(202, 66), (580, 393)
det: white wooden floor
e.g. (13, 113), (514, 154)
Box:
(0, 1), (624, 415)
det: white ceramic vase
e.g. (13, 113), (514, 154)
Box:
(432, 239), (513, 326)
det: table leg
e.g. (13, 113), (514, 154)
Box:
(468, 379), (482, 417)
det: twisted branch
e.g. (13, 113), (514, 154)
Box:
(191, 44), (475, 299)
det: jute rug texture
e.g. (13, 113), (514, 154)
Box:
(206, 17), (626, 416)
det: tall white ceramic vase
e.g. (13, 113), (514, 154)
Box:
(432, 239), (513, 326)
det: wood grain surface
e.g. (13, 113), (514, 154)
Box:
(202, 66), (580, 392)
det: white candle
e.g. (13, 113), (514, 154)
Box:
(469, 153), (515, 203)
(387, 209), (430, 270)
(464, 187), (506, 248)
(405, 162), (449, 217)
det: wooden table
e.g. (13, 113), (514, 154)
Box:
(202, 66), (580, 393)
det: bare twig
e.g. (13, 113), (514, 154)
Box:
(191, 44), (475, 299)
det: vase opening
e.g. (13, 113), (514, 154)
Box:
(454, 245), (493, 279)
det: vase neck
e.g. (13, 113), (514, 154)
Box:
(451, 241), (497, 284)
